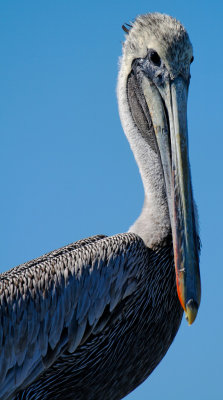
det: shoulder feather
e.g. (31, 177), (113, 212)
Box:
(0, 233), (147, 399)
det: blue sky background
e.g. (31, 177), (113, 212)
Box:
(0, 1), (222, 399)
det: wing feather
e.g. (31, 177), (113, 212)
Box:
(0, 233), (147, 400)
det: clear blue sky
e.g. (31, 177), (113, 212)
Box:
(0, 1), (222, 399)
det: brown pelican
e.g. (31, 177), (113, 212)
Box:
(0, 12), (201, 400)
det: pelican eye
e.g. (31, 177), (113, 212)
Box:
(149, 51), (161, 67)
(190, 56), (194, 64)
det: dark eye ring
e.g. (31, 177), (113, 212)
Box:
(190, 56), (194, 64)
(150, 51), (161, 67)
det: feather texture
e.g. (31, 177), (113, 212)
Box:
(1, 233), (175, 400)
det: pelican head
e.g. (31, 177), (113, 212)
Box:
(118, 13), (201, 324)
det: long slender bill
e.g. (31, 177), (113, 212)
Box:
(169, 77), (201, 324)
(141, 75), (201, 325)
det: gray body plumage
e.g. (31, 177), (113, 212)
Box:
(0, 12), (200, 400)
(1, 234), (182, 400)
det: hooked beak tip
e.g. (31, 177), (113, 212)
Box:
(185, 299), (199, 325)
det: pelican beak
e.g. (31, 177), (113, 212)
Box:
(141, 75), (201, 325)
